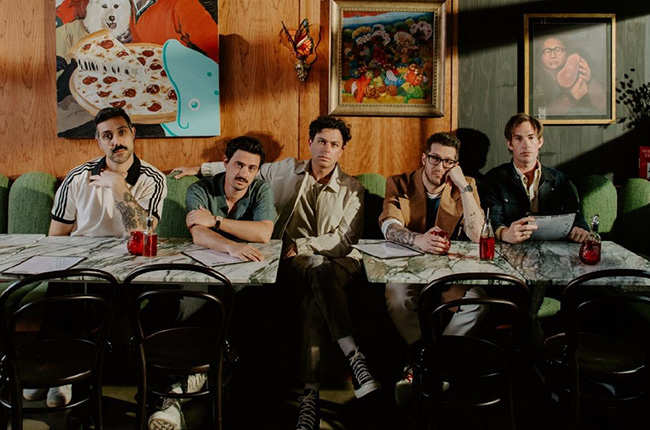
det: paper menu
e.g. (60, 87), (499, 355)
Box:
(3, 255), (86, 275)
(529, 213), (576, 241)
(353, 241), (422, 259)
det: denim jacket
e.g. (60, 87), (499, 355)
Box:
(481, 161), (589, 233)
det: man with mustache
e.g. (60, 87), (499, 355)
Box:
(51, 106), (167, 238)
(33, 107), (166, 408)
(173, 116), (378, 430)
(146, 136), (275, 430)
(185, 136), (275, 261)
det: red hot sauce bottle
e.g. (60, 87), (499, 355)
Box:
(579, 214), (601, 265)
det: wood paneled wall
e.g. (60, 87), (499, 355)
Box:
(0, 0), (458, 180)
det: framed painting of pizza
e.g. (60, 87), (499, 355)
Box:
(55, 0), (220, 138)
(328, 0), (446, 117)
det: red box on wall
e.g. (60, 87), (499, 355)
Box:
(640, 147), (650, 180)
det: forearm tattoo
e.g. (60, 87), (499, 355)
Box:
(116, 192), (148, 230)
(465, 212), (479, 233)
(386, 223), (418, 245)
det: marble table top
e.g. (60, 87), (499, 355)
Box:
(0, 236), (282, 285)
(360, 240), (524, 284)
(497, 240), (650, 290)
(0, 234), (45, 263)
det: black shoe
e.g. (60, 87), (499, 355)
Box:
(347, 347), (382, 398)
(296, 389), (320, 430)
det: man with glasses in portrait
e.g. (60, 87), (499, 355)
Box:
(534, 36), (606, 117)
(378, 132), (485, 405)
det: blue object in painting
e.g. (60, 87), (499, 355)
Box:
(161, 39), (220, 136)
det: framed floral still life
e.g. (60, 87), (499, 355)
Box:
(524, 13), (616, 125)
(329, 0), (446, 117)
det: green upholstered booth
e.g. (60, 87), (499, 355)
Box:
(157, 173), (199, 238)
(7, 172), (57, 234)
(617, 178), (650, 257)
(355, 173), (386, 239)
(0, 174), (8, 234)
(577, 175), (617, 240)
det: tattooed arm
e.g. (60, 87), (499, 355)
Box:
(384, 222), (450, 254)
(446, 167), (484, 243)
(89, 170), (152, 232)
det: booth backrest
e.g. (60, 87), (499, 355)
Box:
(355, 173), (386, 239)
(157, 173), (199, 238)
(617, 178), (650, 257)
(8, 172), (58, 235)
(577, 175), (617, 240)
(0, 174), (8, 234)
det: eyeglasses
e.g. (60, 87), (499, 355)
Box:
(542, 46), (565, 57)
(426, 154), (457, 168)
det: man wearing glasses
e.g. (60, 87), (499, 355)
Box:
(535, 36), (606, 116)
(378, 132), (484, 405)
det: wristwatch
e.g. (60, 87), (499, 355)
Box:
(213, 215), (223, 230)
(461, 184), (473, 194)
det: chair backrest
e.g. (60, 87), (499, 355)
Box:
(562, 269), (650, 340)
(418, 272), (530, 334)
(577, 175), (617, 240)
(0, 173), (8, 233)
(0, 269), (120, 383)
(418, 272), (530, 354)
(355, 173), (386, 239)
(157, 173), (199, 238)
(8, 172), (58, 234)
(123, 263), (235, 354)
(559, 269), (650, 408)
(617, 178), (650, 256)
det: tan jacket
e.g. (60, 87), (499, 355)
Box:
(379, 167), (480, 237)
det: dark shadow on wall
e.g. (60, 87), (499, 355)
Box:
(557, 125), (648, 186)
(457, 128), (491, 186)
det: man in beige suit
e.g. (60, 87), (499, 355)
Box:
(379, 132), (485, 405)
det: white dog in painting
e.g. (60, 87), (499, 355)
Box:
(56, 0), (132, 63)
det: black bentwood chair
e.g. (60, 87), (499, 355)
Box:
(410, 272), (530, 430)
(0, 268), (120, 430)
(123, 263), (235, 430)
(543, 269), (650, 429)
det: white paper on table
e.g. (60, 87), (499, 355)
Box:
(529, 213), (576, 241)
(182, 249), (246, 267)
(353, 241), (423, 259)
(3, 255), (86, 275)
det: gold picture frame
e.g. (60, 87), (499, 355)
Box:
(329, 0), (446, 117)
(524, 13), (616, 125)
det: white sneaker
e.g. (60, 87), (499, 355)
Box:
(395, 366), (450, 407)
(23, 388), (48, 401)
(148, 398), (182, 430)
(46, 385), (72, 408)
(185, 373), (207, 394)
(394, 365), (413, 406)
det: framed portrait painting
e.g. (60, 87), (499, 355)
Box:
(55, 0), (220, 138)
(524, 13), (616, 125)
(329, 0), (446, 117)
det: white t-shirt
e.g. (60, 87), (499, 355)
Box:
(51, 156), (167, 237)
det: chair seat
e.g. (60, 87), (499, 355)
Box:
(144, 327), (220, 372)
(409, 337), (510, 407)
(16, 338), (96, 387)
(545, 332), (646, 375)
(411, 336), (508, 379)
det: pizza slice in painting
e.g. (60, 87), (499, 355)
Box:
(68, 30), (178, 124)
